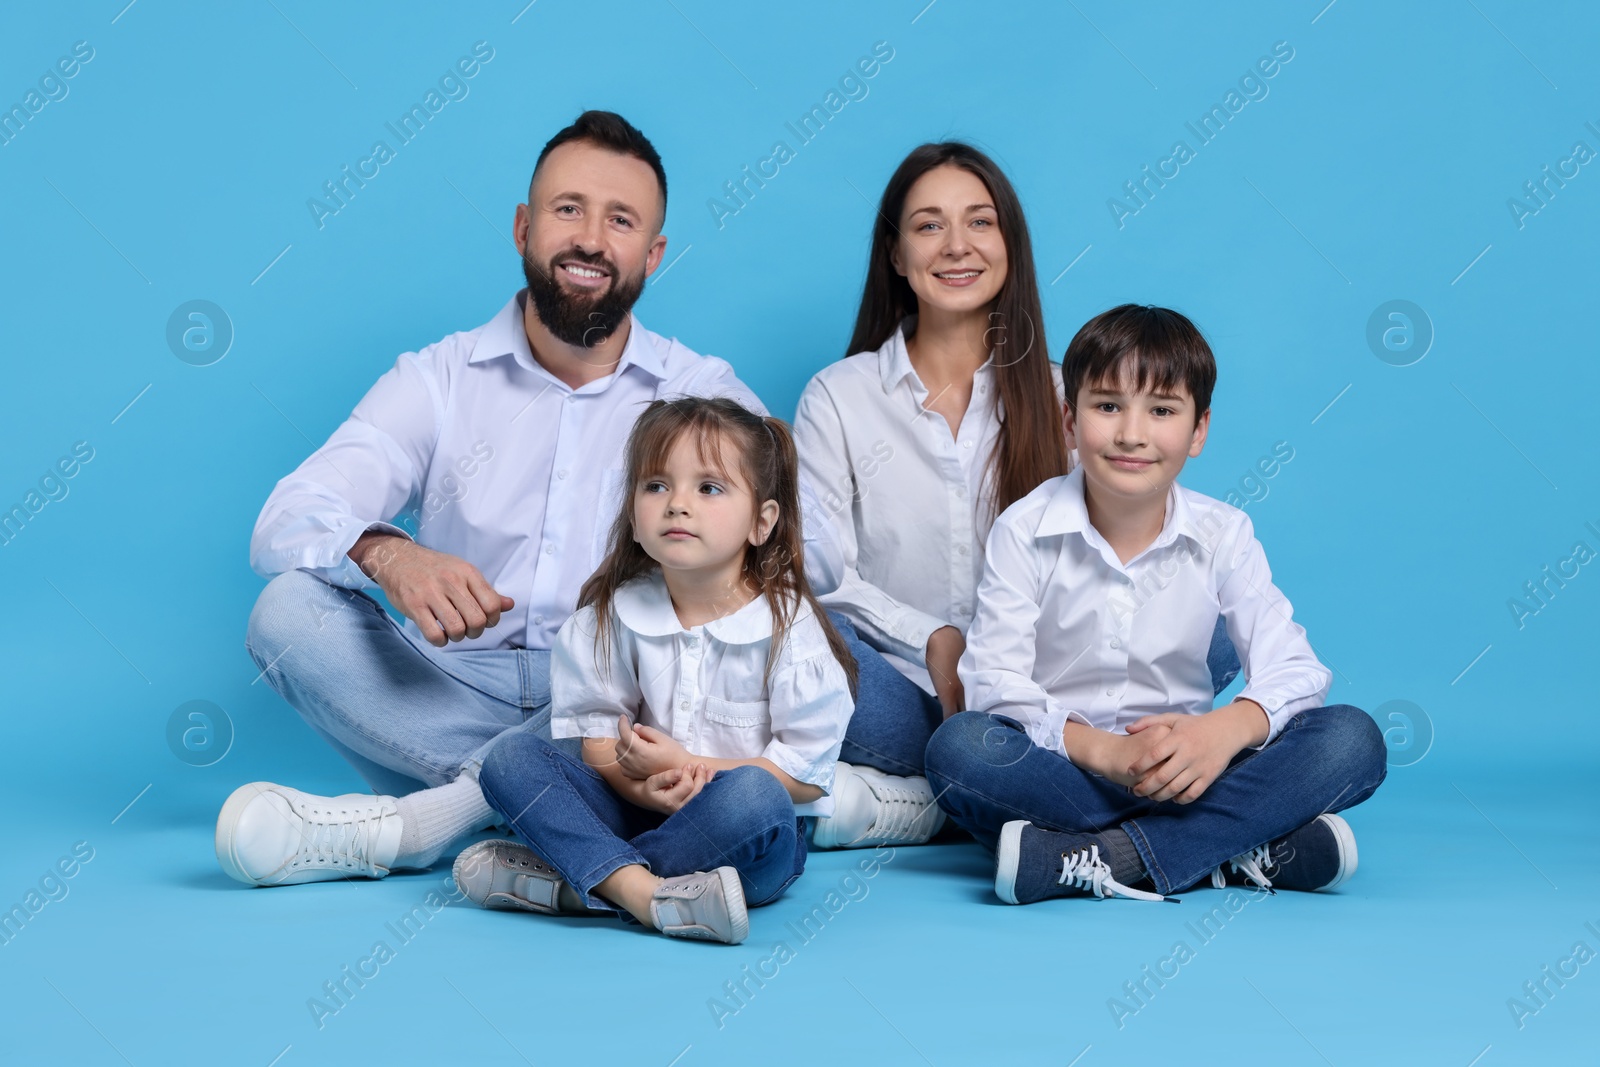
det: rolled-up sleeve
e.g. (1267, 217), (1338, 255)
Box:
(249, 351), (442, 588)
(1218, 518), (1333, 747)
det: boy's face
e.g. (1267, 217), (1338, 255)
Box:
(1064, 374), (1210, 508)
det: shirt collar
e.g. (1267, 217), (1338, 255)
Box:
(468, 290), (667, 383)
(612, 572), (775, 644)
(1035, 466), (1200, 552)
(878, 314), (997, 395)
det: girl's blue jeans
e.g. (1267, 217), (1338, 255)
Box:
(479, 732), (807, 914)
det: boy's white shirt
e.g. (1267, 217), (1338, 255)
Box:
(551, 571), (853, 816)
(958, 466), (1332, 761)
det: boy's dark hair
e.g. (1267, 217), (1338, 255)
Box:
(531, 110), (667, 225)
(1061, 304), (1216, 419)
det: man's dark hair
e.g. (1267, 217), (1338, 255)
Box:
(531, 110), (667, 226)
(1061, 304), (1216, 420)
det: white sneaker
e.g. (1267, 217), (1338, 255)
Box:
(215, 782), (403, 886)
(811, 762), (946, 849)
(452, 839), (587, 914)
(651, 867), (749, 944)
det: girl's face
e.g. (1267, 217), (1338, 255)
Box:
(891, 164), (1009, 319)
(632, 430), (779, 586)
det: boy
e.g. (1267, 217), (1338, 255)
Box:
(923, 304), (1385, 903)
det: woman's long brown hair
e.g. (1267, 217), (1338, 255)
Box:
(579, 397), (857, 696)
(845, 141), (1070, 520)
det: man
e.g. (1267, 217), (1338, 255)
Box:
(216, 111), (842, 887)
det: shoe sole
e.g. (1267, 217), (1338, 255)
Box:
(995, 821), (1026, 904)
(1317, 813), (1358, 891)
(215, 782), (274, 887)
(716, 866), (750, 944)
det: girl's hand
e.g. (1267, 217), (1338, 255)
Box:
(1126, 703), (1264, 803)
(926, 626), (967, 719)
(638, 763), (714, 814)
(613, 715), (692, 780)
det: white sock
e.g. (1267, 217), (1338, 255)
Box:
(392, 771), (494, 870)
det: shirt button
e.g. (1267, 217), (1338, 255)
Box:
(962, 441), (974, 449)
(1106, 688), (1116, 697)
(1110, 638), (1120, 649)
(557, 469), (568, 479)
(544, 545), (554, 556)
(533, 614), (545, 625)
(979, 385), (988, 394)
(956, 544), (969, 555)
(679, 700), (689, 710)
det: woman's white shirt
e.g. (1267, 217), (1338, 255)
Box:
(550, 572), (853, 816)
(793, 321), (1063, 695)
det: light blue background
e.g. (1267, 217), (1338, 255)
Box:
(2, 2), (1595, 1064)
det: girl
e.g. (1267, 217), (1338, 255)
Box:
(455, 397), (857, 944)
(795, 143), (1239, 849)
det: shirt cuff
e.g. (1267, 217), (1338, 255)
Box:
(1237, 689), (1294, 748)
(326, 520), (413, 590)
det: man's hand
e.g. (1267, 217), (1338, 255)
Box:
(613, 715), (692, 781)
(348, 531), (513, 647)
(1125, 700), (1269, 804)
(926, 626), (967, 719)
(633, 763), (714, 814)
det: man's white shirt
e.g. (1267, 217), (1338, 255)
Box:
(958, 466), (1331, 760)
(251, 290), (843, 651)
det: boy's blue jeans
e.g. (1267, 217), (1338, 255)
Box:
(834, 611), (1243, 778)
(244, 569), (553, 796)
(924, 705), (1386, 895)
(479, 732), (807, 914)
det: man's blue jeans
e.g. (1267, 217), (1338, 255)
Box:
(924, 705), (1386, 894)
(478, 732), (807, 914)
(834, 611), (1243, 778)
(244, 569), (553, 796)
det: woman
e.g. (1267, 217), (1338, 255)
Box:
(796, 143), (1238, 849)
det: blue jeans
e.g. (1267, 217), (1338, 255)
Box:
(245, 569), (553, 796)
(924, 705), (1386, 894)
(479, 733), (807, 914)
(834, 612), (1242, 778)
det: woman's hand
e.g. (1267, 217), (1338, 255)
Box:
(926, 626), (967, 719)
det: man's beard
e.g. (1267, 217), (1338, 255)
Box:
(523, 247), (646, 349)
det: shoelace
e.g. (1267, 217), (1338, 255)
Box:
(855, 775), (940, 844)
(1209, 843), (1275, 891)
(1059, 845), (1167, 902)
(293, 799), (387, 874)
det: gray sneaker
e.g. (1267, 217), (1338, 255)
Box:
(452, 839), (583, 914)
(650, 867), (749, 944)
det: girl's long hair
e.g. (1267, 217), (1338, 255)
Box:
(845, 141), (1070, 520)
(579, 396), (857, 695)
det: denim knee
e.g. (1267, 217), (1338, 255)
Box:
(1310, 704), (1388, 797)
(714, 765), (795, 827)
(925, 710), (1020, 784)
(245, 569), (345, 661)
(479, 730), (558, 799)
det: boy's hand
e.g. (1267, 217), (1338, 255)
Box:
(1126, 701), (1269, 803)
(613, 715), (692, 780)
(636, 763), (714, 814)
(1064, 721), (1172, 787)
